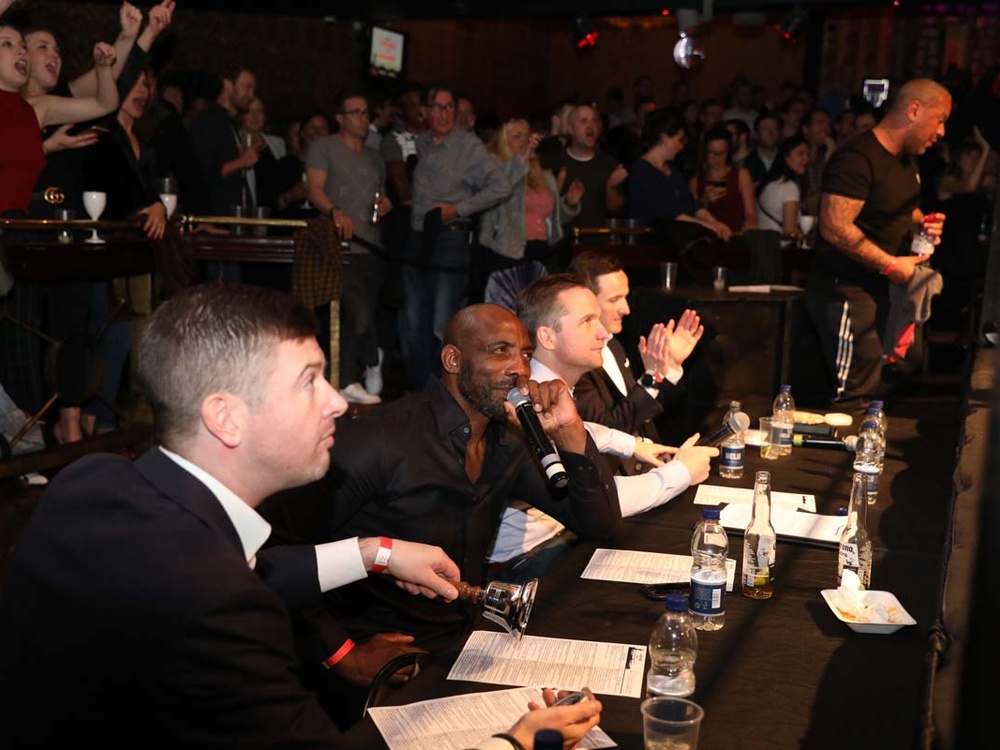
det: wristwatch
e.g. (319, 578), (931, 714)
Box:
(638, 370), (665, 388)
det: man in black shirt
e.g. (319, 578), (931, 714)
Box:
(805, 78), (950, 407)
(323, 303), (621, 648)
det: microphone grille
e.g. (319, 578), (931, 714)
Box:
(506, 387), (530, 407)
(731, 411), (751, 432)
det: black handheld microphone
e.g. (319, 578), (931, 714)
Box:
(507, 387), (569, 490)
(696, 411), (751, 447)
(792, 434), (858, 452)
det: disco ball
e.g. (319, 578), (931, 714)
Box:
(673, 34), (705, 70)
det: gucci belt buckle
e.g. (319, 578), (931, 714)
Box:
(43, 186), (66, 205)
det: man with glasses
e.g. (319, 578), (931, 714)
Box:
(403, 84), (512, 390)
(307, 90), (391, 404)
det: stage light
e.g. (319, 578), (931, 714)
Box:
(573, 14), (600, 49)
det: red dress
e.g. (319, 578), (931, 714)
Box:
(0, 90), (45, 216)
(696, 166), (745, 231)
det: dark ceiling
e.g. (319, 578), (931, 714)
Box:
(85, 0), (847, 20)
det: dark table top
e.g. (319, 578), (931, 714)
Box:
(343, 404), (954, 750)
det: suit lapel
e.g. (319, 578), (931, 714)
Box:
(135, 448), (245, 557)
(608, 338), (637, 389)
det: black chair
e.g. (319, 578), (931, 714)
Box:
(361, 652), (433, 719)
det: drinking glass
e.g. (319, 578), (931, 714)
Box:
(641, 696), (704, 750)
(252, 206), (270, 238)
(660, 261), (678, 292)
(82, 191), (106, 244)
(156, 177), (178, 219)
(759, 417), (779, 460)
(712, 265), (727, 292)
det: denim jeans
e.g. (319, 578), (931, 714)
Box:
(402, 228), (470, 390)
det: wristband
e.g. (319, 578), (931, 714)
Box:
(881, 259), (898, 277)
(638, 370), (665, 388)
(321, 639), (355, 669)
(371, 536), (393, 573)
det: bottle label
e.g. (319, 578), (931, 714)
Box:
(721, 444), (744, 469)
(865, 473), (879, 495)
(743, 566), (770, 587)
(777, 423), (793, 448)
(839, 543), (859, 568)
(690, 579), (725, 615)
(911, 232), (935, 256)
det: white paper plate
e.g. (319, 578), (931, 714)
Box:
(743, 428), (763, 447)
(820, 589), (916, 634)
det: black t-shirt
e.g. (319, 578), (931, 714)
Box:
(561, 148), (619, 229)
(814, 129), (921, 286)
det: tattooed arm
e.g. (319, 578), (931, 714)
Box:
(819, 193), (928, 286)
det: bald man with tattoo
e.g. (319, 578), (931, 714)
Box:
(805, 78), (950, 407)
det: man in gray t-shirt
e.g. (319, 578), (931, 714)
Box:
(306, 91), (390, 405)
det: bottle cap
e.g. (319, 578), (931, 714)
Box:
(665, 593), (689, 612)
(534, 729), (564, 749)
(871, 400), (884, 409)
(835, 506), (849, 516)
(701, 507), (721, 520)
(780, 384), (791, 393)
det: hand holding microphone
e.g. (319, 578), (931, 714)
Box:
(505, 380), (588, 490)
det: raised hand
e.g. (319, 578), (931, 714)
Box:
(147, 0), (175, 37)
(638, 322), (673, 375)
(664, 309), (703, 366)
(607, 164), (628, 188)
(505, 379), (587, 454)
(565, 179), (585, 208)
(43, 124), (99, 155)
(93, 42), (117, 67)
(119, 2), (143, 40)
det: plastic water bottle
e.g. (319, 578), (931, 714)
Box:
(741, 470), (777, 599)
(911, 226), (935, 256)
(772, 384), (795, 456)
(647, 594), (698, 697)
(838, 472), (873, 588)
(689, 508), (728, 631)
(853, 417), (884, 505)
(719, 400), (745, 479)
(869, 399), (888, 442)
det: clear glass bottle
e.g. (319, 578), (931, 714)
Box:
(742, 470), (777, 599)
(837, 472), (873, 588)
(719, 400), (745, 479)
(689, 508), (728, 631)
(647, 594), (698, 697)
(772, 384), (795, 456)
(852, 417), (884, 505)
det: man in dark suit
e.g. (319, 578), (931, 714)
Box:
(0, 284), (601, 748)
(568, 250), (704, 475)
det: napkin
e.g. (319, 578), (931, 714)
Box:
(829, 572), (905, 624)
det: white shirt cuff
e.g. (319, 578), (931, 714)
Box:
(315, 537), (368, 592)
(475, 738), (518, 750)
(666, 364), (683, 384)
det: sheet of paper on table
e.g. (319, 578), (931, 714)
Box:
(581, 548), (737, 591)
(719, 503), (845, 547)
(367, 686), (617, 750)
(727, 284), (804, 293)
(695, 484), (817, 513)
(448, 631), (647, 698)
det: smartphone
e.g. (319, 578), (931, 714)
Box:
(639, 581), (691, 601)
(552, 691), (589, 706)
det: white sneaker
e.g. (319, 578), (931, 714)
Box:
(364, 347), (385, 396)
(340, 382), (382, 405)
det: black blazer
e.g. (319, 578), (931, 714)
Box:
(574, 338), (678, 475)
(0, 448), (342, 748)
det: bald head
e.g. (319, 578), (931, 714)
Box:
(443, 304), (520, 350)
(890, 79), (950, 114)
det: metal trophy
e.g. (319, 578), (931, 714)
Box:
(453, 579), (539, 639)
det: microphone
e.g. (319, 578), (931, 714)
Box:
(792, 434), (858, 452)
(696, 411), (751, 447)
(506, 388), (569, 489)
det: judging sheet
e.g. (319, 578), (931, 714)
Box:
(720, 503), (845, 546)
(695, 484), (817, 513)
(367, 686), (616, 750)
(581, 548), (737, 591)
(448, 631), (646, 698)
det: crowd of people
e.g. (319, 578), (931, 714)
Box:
(0, 3), (998, 743)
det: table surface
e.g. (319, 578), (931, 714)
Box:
(342, 401), (957, 750)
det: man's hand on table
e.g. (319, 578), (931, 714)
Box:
(508, 688), (602, 749)
(332, 633), (426, 688)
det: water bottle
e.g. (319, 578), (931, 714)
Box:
(838, 472), (873, 588)
(719, 400), (745, 479)
(742, 470), (777, 599)
(852, 417), (884, 505)
(647, 594), (698, 697)
(534, 729), (564, 750)
(689, 508), (728, 631)
(772, 384), (795, 456)
(869, 399), (888, 442)
(910, 225), (935, 256)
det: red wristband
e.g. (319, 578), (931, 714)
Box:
(321, 639), (355, 669)
(881, 259), (898, 277)
(371, 536), (393, 573)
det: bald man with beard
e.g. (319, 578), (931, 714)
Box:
(805, 78), (950, 408)
(321, 303), (621, 649)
